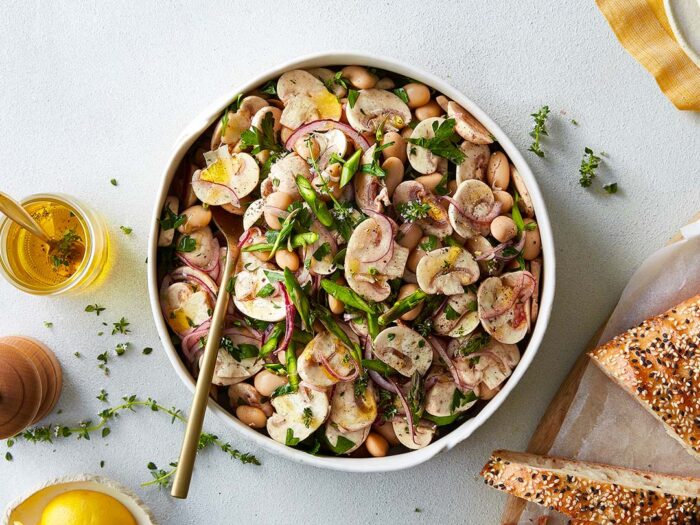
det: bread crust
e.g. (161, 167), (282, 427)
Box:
(589, 295), (700, 460)
(481, 449), (700, 524)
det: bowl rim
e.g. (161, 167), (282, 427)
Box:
(147, 51), (556, 473)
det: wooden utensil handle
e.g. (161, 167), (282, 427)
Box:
(170, 245), (237, 499)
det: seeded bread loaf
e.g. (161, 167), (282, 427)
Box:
(589, 295), (700, 461)
(481, 450), (700, 524)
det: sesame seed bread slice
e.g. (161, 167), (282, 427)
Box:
(589, 295), (700, 461)
(481, 450), (700, 524)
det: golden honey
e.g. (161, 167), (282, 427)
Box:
(0, 194), (109, 295)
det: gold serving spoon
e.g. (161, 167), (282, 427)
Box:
(171, 205), (242, 499)
(0, 191), (53, 243)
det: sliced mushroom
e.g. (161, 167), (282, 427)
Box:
(306, 67), (347, 98)
(161, 282), (212, 336)
(233, 267), (287, 322)
(344, 217), (408, 302)
(267, 386), (330, 444)
(323, 421), (370, 454)
(213, 96), (268, 148)
(406, 117), (443, 174)
(416, 246), (480, 295)
(243, 198), (265, 231)
(305, 221), (337, 276)
(447, 101), (493, 145)
(346, 89), (412, 133)
(193, 146), (260, 205)
(295, 129), (348, 172)
(455, 142), (490, 184)
(477, 271), (536, 344)
(297, 331), (357, 388)
(266, 153), (312, 199)
(392, 180), (452, 238)
(277, 70), (341, 129)
(373, 326), (432, 377)
(474, 339), (520, 390)
(276, 70), (326, 103)
(433, 291), (480, 338)
(176, 226), (218, 269)
(251, 106), (282, 134)
(158, 196), (179, 247)
(392, 419), (435, 450)
(329, 380), (377, 431)
(447, 180), (498, 239)
(510, 165), (535, 218)
(465, 235), (498, 276)
(354, 147), (390, 212)
(205, 331), (263, 386)
(425, 375), (476, 417)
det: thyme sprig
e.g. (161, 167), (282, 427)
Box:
(528, 106), (550, 158)
(4, 394), (259, 487)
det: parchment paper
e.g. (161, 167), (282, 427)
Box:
(520, 219), (700, 524)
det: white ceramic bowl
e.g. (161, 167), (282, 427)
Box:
(147, 52), (556, 472)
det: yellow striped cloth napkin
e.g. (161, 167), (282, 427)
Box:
(597, 0), (700, 110)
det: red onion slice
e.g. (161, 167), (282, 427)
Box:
(481, 271), (536, 321)
(191, 179), (240, 208)
(428, 336), (475, 393)
(274, 282), (295, 356)
(359, 210), (395, 264)
(475, 234), (526, 262)
(180, 321), (212, 362)
(388, 377), (417, 445)
(284, 119), (371, 152)
(237, 228), (254, 249)
(177, 237), (221, 273)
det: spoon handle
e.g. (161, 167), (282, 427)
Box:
(170, 242), (238, 499)
(0, 192), (50, 243)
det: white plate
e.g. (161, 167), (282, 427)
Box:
(3, 474), (156, 524)
(665, 0), (700, 68)
(147, 52), (556, 472)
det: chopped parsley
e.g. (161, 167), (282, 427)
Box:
(419, 235), (438, 252)
(444, 304), (460, 321)
(241, 110), (284, 155)
(176, 235), (196, 253)
(302, 407), (313, 428)
(347, 89), (359, 108)
(159, 207), (187, 230)
(256, 283), (275, 298)
(393, 87), (409, 104)
(406, 118), (465, 165)
(458, 333), (490, 356)
(312, 242), (331, 261)
(260, 79), (277, 95)
(220, 336), (258, 362)
(285, 428), (300, 446)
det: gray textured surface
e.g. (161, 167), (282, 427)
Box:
(0, 1), (698, 524)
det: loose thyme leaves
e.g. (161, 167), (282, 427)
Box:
(397, 201), (431, 223)
(115, 342), (129, 356)
(111, 317), (130, 335)
(110, 178), (118, 186)
(143, 347), (153, 355)
(85, 304), (106, 315)
(528, 105), (550, 158)
(97, 389), (109, 402)
(51, 229), (82, 268)
(119, 226), (133, 235)
(579, 147), (601, 188)
(43, 321), (53, 328)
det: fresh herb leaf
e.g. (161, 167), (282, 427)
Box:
(444, 304), (460, 321)
(347, 89), (359, 109)
(579, 147), (601, 188)
(396, 200), (431, 222)
(419, 234), (438, 252)
(302, 407), (313, 428)
(51, 229), (82, 268)
(159, 207), (186, 231)
(393, 87), (409, 104)
(512, 192), (525, 233)
(176, 235), (196, 253)
(111, 317), (130, 335)
(256, 283), (275, 298)
(220, 336), (258, 362)
(451, 389), (477, 412)
(407, 118), (465, 164)
(143, 347), (153, 355)
(458, 332), (490, 356)
(528, 105), (550, 158)
(43, 321), (53, 328)
(285, 428), (300, 446)
(313, 242), (331, 261)
(110, 178), (118, 186)
(241, 111), (284, 155)
(97, 389), (109, 402)
(115, 342), (129, 356)
(85, 304), (106, 315)
(260, 79), (277, 95)
(604, 182), (618, 194)
(119, 226), (133, 235)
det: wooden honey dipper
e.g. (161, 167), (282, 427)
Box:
(0, 336), (62, 439)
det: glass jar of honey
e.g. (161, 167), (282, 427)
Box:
(0, 194), (109, 295)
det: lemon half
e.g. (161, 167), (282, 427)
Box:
(40, 489), (136, 525)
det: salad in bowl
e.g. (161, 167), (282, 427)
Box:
(152, 56), (551, 468)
